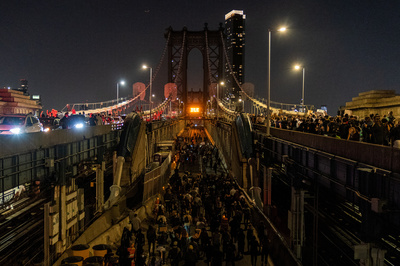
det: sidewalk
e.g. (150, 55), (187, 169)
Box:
(116, 156), (274, 265)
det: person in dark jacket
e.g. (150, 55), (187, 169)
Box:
(250, 236), (260, 266)
(60, 113), (69, 129)
(147, 224), (157, 255)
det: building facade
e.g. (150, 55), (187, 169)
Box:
(224, 10), (246, 102)
(342, 90), (400, 119)
(0, 88), (42, 115)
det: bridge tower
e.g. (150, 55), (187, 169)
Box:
(165, 24), (225, 115)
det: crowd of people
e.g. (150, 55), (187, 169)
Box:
(251, 111), (400, 147)
(58, 112), (121, 129)
(118, 130), (269, 266)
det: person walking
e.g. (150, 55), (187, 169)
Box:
(237, 228), (245, 259)
(225, 240), (236, 266)
(96, 114), (103, 125)
(130, 212), (141, 236)
(60, 113), (69, 129)
(390, 121), (400, 148)
(246, 226), (253, 252)
(250, 236), (260, 266)
(183, 211), (192, 235)
(147, 224), (157, 256)
(89, 113), (96, 126)
(260, 237), (269, 266)
(168, 241), (181, 266)
(135, 228), (145, 248)
(184, 245), (198, 266)
(371, 115), (387, 145)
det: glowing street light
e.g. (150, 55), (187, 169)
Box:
(117, 80), (125, 104)
(294, 65), (305, 113)
(267, 26), (287, 136)
(142, 64), (153, 121)
(239, 98), (244, 112)
(216, 81), (224, 120)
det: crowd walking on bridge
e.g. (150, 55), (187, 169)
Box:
(117, 129), (270, 266)
(251, 111), (400, 148)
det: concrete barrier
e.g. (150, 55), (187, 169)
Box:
(269, 128), (400, 173)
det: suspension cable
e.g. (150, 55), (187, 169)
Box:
(220, 31), (312, 114)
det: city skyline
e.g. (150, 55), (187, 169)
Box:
(1, 1), (400, 115)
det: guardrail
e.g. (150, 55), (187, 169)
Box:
(143, 153), (172, 202)
(253, 124), (400, 174)
(0, 126), (121, 210)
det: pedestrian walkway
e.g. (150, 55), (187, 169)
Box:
(115, 128), (274, 266)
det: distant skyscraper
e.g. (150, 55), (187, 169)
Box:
(18, 79), (28, 94)
(225, 10), (245, 101)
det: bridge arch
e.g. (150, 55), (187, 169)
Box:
(165, 24), (225, 114)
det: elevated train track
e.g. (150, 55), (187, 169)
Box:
(0, 196), (48, 265)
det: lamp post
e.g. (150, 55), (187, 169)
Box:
(239, 98), (244, 112)
(216, 81), (224, 120)
(176, 98), (180, 117)
(142, 65), (152, 121)
(117, 80), (125, 104)
(294, 65), (305, 113)
(267, 27), (286, 136)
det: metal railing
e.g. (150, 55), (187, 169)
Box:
(61, 97), (131, 113)
(143, 153), (171, 202)
(0, 128), (121, 210)
(253, 97), (314, 113)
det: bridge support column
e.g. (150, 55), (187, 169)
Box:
(289, 187), (305, 259)
(95, 161), (105, 211)
(263, 166), (273, 215)
(43, 202), (50, 266)
(354, 243), (386, 266)
(242, 161), (248, 191)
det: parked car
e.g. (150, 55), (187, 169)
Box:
(0, 114), (43, 134)
(39, 117), (61, 131)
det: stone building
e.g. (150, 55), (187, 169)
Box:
(0, 88), (42, 115)
(342, 90), (400, 119)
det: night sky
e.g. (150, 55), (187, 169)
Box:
(1, 0), (399, 115)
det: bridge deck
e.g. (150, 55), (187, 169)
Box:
(114, 127), (274, 265)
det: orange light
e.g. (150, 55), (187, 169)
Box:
(190, 107), (200, 113)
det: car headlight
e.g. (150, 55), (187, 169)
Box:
(43, 128), (50, 132)
(10, 128), (21, 134)
(74, 123), (84, 129)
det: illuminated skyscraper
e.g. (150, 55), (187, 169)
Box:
(225, 10), (245, 101)
(18, 79), (28, 94)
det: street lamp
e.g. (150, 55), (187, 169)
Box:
(142, 65), (152, 121)
(267, 26), (286, 136)
(294, 65), (305, 113)
(176, 98), (180, 117)
(239, 98), (244, 112)
(216, 81), (224, 120)
(117, 80), (125, 104)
